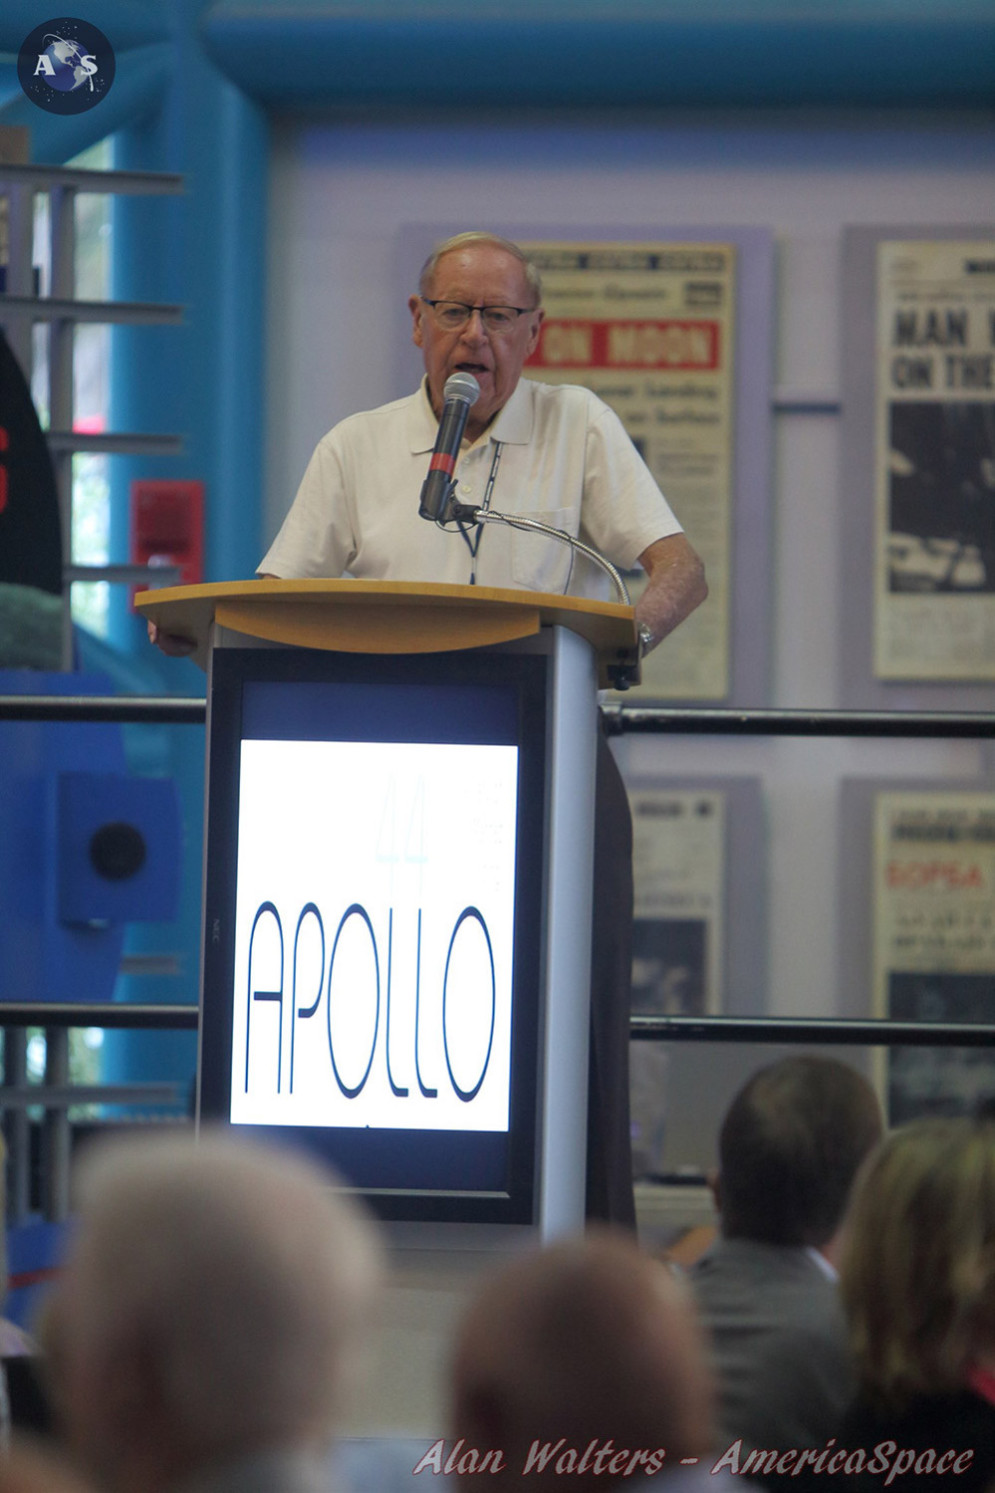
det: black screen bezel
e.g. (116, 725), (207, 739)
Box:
(198, 645), (548, 1225)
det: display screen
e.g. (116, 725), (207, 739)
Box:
(231, 737), (518, 1133)
(199, 648), (548, 1224)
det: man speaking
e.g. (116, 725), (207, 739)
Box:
(257, 231), (705, 638)
(154, 231), (706, 1224)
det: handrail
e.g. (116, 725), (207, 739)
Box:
(3, 696), (992, 737)
(0, 695), (205, 723)
(632, 1015), (995, 1046)
(2, 695), (991, 1049)
(603, 705), (995, 738)
(0, 1004), (199, 1030)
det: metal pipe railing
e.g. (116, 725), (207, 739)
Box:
(631, 1015), (995, 1046)
(0, 695), (206, 724)
(603, 705), (995, 738)
(2, 693), (992, 1213)
(3, 697), (995, 736)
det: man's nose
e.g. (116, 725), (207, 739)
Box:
(460, 308), (489, 340)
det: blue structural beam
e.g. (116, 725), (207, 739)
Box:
(0, 0), (171, 52)
(0, 0), (265, 1100)
(200, 0), (995, 109)
(0, 45), (174, 164)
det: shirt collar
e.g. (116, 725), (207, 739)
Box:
(487, 377), (534, 445)
(407, 377), (535, 453)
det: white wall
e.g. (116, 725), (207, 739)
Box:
(264, 110), (995, 1023)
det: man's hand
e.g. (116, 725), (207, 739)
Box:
(633, 534), (707, 654)
(146, 576), (277, 656)
(147, 620), (196, 657)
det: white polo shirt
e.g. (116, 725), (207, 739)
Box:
(259, 377), (682, 600)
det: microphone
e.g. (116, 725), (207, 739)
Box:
(418, 372), (480, 523)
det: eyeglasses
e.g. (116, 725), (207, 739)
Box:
(420, 298), (535, 334)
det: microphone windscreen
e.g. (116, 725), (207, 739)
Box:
(443, 372), (480, 406)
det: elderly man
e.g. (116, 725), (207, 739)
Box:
(690, 1056), (884, 1476)
(42, 1130), (383, 1493)
(153, 231), (706, 1225)
(256, 231), (705, 642)
(447, 1230), (715, 1493)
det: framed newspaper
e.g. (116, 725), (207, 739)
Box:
(626, 776), (766, 1178)
(397, 225), (774, 706)
(841, 227), (995, 708)
(839, 779), (995, 1125)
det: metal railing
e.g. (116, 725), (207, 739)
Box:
(1, 693), (992, 1214)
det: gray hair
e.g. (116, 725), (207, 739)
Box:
(54, 1129), (383, 1461)
(418, 231), (543, 307)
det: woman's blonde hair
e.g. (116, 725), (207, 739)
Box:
(840, 1115), (995, 1410)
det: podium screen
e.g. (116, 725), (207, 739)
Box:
(199, 647), (547, 1224)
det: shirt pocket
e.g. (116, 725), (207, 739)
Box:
(509, 507), (576, 593)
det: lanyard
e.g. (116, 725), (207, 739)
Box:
(466, 441), (504, 586)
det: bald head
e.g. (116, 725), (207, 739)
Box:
(0, 1440), (97, 1493)
(46, 1130), (383, 1493)
(451, 1231), (713, 1489)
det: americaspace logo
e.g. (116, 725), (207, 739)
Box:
(229, 739), (519, 1134)
(18, 18), (115, 114)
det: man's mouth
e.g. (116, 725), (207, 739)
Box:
(455, 362), (490, 378)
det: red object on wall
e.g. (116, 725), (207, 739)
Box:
(130, 480), (204, 599)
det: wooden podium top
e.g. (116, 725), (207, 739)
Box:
(135, 579), (640, 689)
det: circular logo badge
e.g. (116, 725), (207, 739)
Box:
(17, 17), (115, 114)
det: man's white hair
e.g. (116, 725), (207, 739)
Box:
(59, 1128), (383, 1461)
(418, 231), (543, 306)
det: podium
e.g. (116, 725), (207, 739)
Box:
(140, 576), (636, 1427)
(137, 579), (637, 1428)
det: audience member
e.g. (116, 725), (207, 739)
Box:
(0, 1436), (98, 1493)
(836, 1115), (995, 1493)
(41, 1129), (384, 1493)
(690, 1057), (883, 1464)
(447, 1229), (714, 1491)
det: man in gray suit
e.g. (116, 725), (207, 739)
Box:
(690, 1057), (882, 1471)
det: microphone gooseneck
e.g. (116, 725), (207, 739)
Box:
(448, 500), (632, 608)
(418, 372), (481, 524)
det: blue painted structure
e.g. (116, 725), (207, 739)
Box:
(199, 0), (995, 110)
(0, 671), (181, 1004)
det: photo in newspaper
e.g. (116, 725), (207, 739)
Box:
(872, 789), (995, 1123)
(627, 786), (725, 1177)
(874, 240), (995, 679)
(521, 242), (736, 701)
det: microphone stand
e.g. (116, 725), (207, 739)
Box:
(448, 502), (632, 607)
(446, 502), (639, 690)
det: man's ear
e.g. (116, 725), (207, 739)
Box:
(409, 294), (425, 349)
(524, 307), (544, 359)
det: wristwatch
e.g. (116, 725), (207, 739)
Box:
(637, 622), (654, 657)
